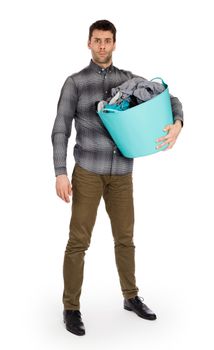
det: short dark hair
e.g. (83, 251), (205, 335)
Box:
(89, 20), (116, 42)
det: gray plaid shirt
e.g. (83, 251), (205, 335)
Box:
(51, 59), (183, 177)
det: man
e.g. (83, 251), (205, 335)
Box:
(51, 19), (183, 336)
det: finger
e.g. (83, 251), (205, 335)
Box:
(156, 135), (169, 142)
(68, 184), (72, 196)
(56, 190), (61, 198)
(163, 145), (171, 151)
(163, 124), (171, 131)
(163, 141), (175, 151)
(65, 195), (70, 203)
(156, 124), (173, 142)
(65, 190), (70, 202)
(156, 137), (165, 142)
(156, 127), (171, 143)
(59, 190), (65, 201)
(61, 190), (69, 203)
(62, 188), (70, 203)
(58, 189), (66, 202)
(156, 139), (172, 149)
(156, 132), (173, 142)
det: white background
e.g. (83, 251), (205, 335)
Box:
(0, 0), (214, 349)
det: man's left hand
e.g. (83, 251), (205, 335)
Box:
(155, 120), (182, 151)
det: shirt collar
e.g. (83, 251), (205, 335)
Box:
(89, 59), (113, 74)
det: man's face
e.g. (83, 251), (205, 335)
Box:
(88, 30), (116, 66)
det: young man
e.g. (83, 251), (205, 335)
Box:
(51, 20), (183, 336)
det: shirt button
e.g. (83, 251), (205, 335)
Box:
(113, 150), (116, 154)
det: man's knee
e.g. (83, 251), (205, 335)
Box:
(65, 235), (91, 254)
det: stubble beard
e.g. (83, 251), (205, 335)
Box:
(93, 52), (112, 66)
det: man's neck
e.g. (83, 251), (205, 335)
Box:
(92, 59), (112, 69)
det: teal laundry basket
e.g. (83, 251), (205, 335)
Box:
(98, 77), (174, 158)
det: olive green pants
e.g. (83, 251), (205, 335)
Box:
(63, 163), (139, 310)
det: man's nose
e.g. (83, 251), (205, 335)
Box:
(99, 41), (106, 49)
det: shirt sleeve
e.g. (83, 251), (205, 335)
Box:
(51, 76), (78, 177)
(169, 93), (184, 127)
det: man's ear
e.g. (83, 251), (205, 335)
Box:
(87, 40), (91, 49)
(113, 42), (116, 51)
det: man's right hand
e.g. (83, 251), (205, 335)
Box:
(55, 174), (72, 203)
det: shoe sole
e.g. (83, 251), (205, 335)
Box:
(124, 306), (157, 320)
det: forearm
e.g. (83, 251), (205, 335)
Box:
(52, 132), (69, 177)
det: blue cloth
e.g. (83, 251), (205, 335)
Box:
(105, 99), (130, 111)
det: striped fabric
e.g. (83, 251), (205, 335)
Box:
(51, 59), (183, 177)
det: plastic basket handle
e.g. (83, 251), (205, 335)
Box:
(150, 77), (167, 88)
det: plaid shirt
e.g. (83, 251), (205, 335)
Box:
(51, 59), (183, 177)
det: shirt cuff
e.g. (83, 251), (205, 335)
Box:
(55, 167), (67, 177)
(174, 117), (183, 127)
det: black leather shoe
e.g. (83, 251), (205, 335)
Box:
(124, 296), (157, 320)
(63, 310), (85, 336)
